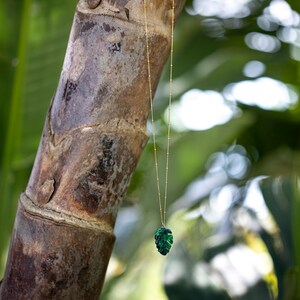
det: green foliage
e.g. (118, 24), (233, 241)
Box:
(260, 177), (300, 299)
(109, 0), (300, 298)
(0, 0), (76, 276)
(1, 0), (300, 299)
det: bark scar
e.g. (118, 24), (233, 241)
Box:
(86, 0), (102, 9)
(21, 193), (114, 233)
(39, 179), (56, 204)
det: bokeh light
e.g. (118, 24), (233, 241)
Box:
(224, 77), (298, 111)
(243, 60), (266, 78)
(170, 89), (236, 131)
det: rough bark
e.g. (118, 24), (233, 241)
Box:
(0, 0), (185, 299)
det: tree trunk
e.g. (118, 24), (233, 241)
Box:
(0, 0), (185, 299)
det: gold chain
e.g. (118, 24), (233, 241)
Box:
(143, 0), (175, 227)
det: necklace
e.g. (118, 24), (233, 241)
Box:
(143, 0), (175, 256)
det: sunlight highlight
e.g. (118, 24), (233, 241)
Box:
(170, 89), (235, 131)
(243, 61), (266, 78)
(245, 32), (281, 53)
(192, 0), (251, 19)
(224, 77), (298, 111)
(268, 0), (298, 27)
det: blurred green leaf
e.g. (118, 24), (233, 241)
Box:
(283, 268), (299, 300)
(0, 0), (76, 276)
(260, 176), (300, 299)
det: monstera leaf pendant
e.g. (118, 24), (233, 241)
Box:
(154, 227), (173, 255)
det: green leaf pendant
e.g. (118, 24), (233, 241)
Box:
(154, 227), (173, 255)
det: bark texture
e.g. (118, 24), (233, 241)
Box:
(0, 0), (185, 299)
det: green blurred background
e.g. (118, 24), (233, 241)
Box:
(1, 0), (300, 299)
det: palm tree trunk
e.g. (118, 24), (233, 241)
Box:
(0, 0), (185, 299)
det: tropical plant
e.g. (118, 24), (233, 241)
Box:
(1, 0), (300, 299)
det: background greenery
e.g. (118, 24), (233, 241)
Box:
(1, 0), (300, 299)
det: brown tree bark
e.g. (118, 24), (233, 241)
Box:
(0, 0), (185, 299)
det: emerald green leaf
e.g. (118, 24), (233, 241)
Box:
(154, 227), (173, 255)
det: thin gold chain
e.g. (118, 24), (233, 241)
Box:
(164, 0), (175, 226)
(143, 0), (175, 227)
(143, 0), (163, 226)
